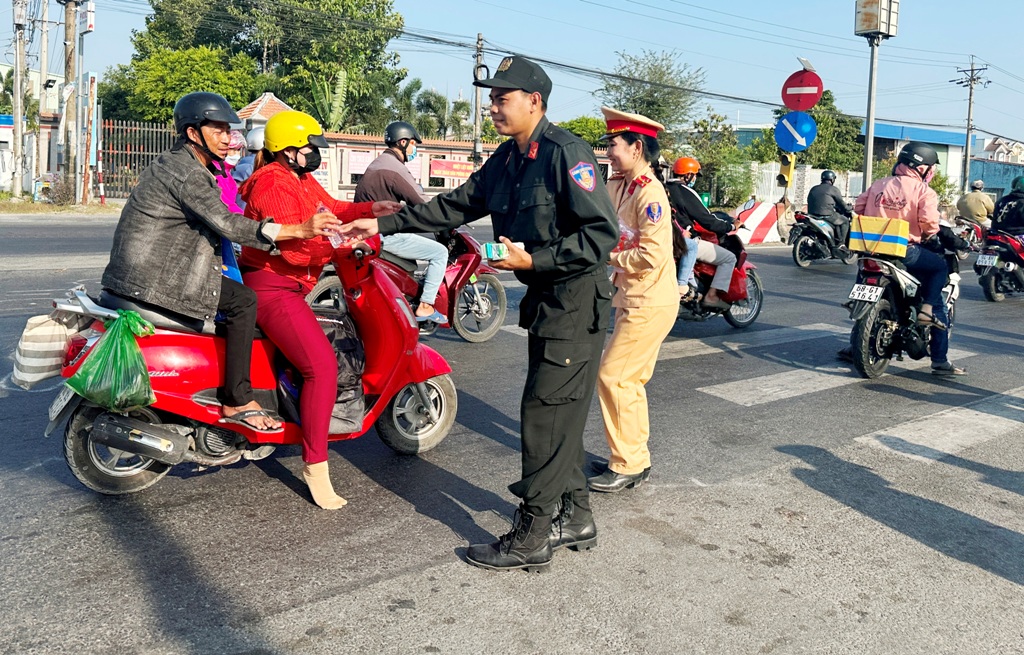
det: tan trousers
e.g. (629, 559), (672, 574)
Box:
(597, 304), (678, 475)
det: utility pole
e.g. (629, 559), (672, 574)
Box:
(951, 56), (988, 193)
(12, 0), (28, 197)
(37, 0), (49, 180)
(59, 0), (77, 180)
(471, 33), (484, 171)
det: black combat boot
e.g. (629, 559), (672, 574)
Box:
(466, 504), (553, 572)
(550, 492), (597, 552)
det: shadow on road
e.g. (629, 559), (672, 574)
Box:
(777, 444), (1024, 586)
(95, 496), (283, 654)
(876, 435), (1024, 499)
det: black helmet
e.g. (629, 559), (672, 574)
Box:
(897, 141), (939, 168)
(821, 170), (837, 184)
(384, 121), (423, 146)
(173, 92), (240, 136)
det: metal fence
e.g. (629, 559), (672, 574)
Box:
(101, 120), (176, 199)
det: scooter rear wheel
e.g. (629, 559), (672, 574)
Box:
(63, 403), (171, 495)
(851, 299), (894, 379)
(980, 271), (1005, 302)
(792, 235), (815, 268)
(375, 374), (457, 455)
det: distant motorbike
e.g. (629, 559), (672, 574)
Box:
(309, 228), (507, 343)
(844, 243), (961, 379)
(789, 211), (857, 267)
(952, 215), (985, 261)
(678, 214), (764, 329)
(973, 229), (1024, 302)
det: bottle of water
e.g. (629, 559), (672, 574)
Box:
(320, 203), (343, 248)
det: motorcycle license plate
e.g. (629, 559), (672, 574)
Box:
(976, 254), (999, 267)
(48, 384), (77, 422)
(849, 284), (884, 302)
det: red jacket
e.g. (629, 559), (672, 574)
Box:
(239, 162), (375, 290)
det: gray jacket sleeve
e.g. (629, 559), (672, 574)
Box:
(177, 168), (277, 250)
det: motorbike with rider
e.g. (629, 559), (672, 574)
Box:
(791, 170), (857, 267)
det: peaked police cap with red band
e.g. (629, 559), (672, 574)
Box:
(599, 106), (665, 140)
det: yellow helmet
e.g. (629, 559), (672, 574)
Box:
(263, 110), (329, 152)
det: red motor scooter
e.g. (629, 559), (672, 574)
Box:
(974, 228), (1024, 302)
(45, 243), (458, 496)
(309, 228), (507, 343)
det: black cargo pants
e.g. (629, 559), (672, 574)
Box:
(509, 271), (613, 517)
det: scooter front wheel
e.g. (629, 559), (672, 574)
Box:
(375, 374), (458, 455)
(452, 273), (507, 343)
(63, 402), (171, 495)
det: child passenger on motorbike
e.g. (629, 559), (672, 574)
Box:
(238, 110), (401, 509)
(853, 141), (965, 377)
(588, 108), (678, 494)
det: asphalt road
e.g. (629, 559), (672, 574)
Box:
(1, 213), (1023, 655)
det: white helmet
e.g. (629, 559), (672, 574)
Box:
(970, 179), (984, 190)
(245, 126), (266, 151)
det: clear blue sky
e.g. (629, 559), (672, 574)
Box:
(5, 0), (1024, 141)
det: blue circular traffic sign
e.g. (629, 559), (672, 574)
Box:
(774, 111), (818, 153)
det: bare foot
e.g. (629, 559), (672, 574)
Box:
(222, 400), (281, 431)
(415, 302), (437, 318)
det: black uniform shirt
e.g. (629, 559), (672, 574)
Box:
(807, 182), (853, 219)
(377, 116), (619, 288)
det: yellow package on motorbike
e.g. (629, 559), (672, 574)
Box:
(849, 215), (910, 258)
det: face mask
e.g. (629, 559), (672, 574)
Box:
(288, 147), (321, 175)
(685, 175), (696, 188)
(406, 145), (418, 162)
(225, 154), (241, 166)
(922, 166), (936, 184)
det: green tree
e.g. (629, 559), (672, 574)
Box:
(415, 89), (471, 140)
(597, 50), (705, 149)
(0, 69), (40, 130)
(687, 109), (753, 207)
(743, 126), (780, 163)
(98, 65), (134, 120)
(127, 46), (259, 122)
(310, 71), (349, 132)
(558, 116), (605, 147)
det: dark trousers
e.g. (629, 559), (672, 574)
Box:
(903, 244), (951, 364)
(217, 276), (259, 407)
(824, 214), (850, 247)
(509, 329), (606, 517)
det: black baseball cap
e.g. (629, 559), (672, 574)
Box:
(474, 56), (552, 103)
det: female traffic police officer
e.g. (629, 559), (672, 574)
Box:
(588, 108), (679, 493)
(338, 56), (619, 572)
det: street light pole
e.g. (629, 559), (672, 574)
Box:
(862, 35), (881, 184)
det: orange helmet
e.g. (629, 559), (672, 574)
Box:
(673, 157), (701, 176)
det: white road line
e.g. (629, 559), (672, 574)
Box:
(1, 254), (109, 271)
(500, 322), (849, 362)
(855, 387), (1024, 463)
(697, 348), (977, 406)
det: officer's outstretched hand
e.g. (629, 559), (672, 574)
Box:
(491, 237), (532, 271)
(372, 201), (403, 217)
(338, 218), (380, 241)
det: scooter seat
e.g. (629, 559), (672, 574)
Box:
(99, 290), (216, 335)
(379, 250), (419, 274)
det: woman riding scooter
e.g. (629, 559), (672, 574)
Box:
(239, 110), (402, 509)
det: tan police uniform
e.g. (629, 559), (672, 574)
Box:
(596, 108), (680, 477)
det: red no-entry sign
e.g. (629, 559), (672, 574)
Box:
(781, 70), (823, 111)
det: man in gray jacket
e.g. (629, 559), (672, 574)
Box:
(102, 92), (340, 432)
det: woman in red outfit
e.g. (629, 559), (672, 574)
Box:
(239, 111), (401, 509)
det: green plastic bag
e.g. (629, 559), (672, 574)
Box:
(67, 309), (157, 412)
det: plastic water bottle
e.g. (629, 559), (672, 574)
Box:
(320, 203), (343, 248)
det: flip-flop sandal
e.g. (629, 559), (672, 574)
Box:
(218, 409), (284, 434)
(702, 298), (730, 311)
(416, 311), (449, 325)
(679, 287), (697, 302)
(916, 311), (947, 331)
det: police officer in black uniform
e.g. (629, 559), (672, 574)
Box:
(340, 56), (619, 572)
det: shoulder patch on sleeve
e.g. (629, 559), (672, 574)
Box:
(569, 162), (596, 192)
(646, 202), (663, 222)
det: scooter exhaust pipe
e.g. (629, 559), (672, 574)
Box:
(89, 413), (191, 466)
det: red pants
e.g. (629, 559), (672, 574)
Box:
(242, 269), (337, 464)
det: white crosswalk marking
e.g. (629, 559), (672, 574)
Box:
(855, 387), (1024, 463)
(697, 348), (977, 406)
